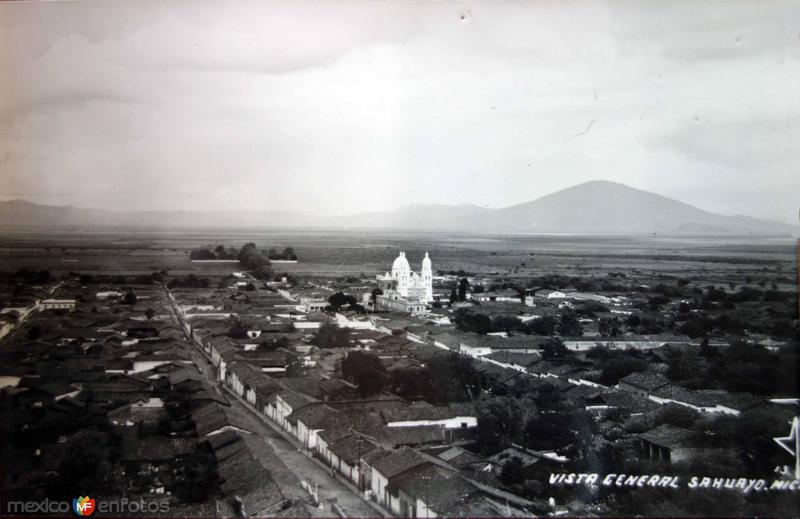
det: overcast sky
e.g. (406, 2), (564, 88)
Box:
(0, 0), (798, 223)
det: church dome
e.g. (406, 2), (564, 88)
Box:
(392, 251), (410, 273)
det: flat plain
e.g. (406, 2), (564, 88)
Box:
(0, 227), (795, 291)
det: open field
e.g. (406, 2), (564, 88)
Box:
(0, 227), (795, 291)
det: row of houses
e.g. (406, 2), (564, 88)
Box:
(188, 314), (538, 516)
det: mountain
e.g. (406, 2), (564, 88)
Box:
(333, 181), (798, 235)
(1, 181), (796, 235)
(484, 180), (797, 235)
(0, 199), (319, 228)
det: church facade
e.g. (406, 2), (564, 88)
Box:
(373, 251), (433, 313)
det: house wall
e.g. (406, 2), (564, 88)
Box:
(416, 497), (437, 518)
(432, 340), (454, 351)
(387, 485), (402, 515)
(371, 470), (389, 506)
(218, 359), (228, 383)
(316, 437), (331, 465)
(386, 416), (477, 429)
(459, 344), (492, 357)
(342, 461), (360, 487)
(296, 421), (313, 448)
(40, 301), (76, 310)
(396, 489), (416, 517)
(483, 358), (527, 372)
(132, 360), (171, 374)
(293, 321), (322, 330)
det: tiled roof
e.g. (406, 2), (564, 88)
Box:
(286, 403), (339, 428)
(327, 434), (377, 465)
(638, 424), (697, 449)
(371, 446), (429, 478)
(190, 402), (258, 436)
(619, 372), (671, 392)
(382, 403), (476, 423)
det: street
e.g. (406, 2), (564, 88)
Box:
(162, 286), (381, 517)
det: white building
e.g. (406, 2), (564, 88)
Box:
(376, 251), (433, 303)
(374, 251), (433, 314)
(39, 299), (76, 310)
(298, 297), (327, 313)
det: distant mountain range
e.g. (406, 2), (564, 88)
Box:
(1, 181), (797, 235)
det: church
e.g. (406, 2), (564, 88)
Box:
(372, 251), (433, 313)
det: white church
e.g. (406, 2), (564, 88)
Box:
(372, 251), (433, 313)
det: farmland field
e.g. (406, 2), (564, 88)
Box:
(0, 226), (795, 291)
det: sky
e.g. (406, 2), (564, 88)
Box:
(0, 0), (798, 223)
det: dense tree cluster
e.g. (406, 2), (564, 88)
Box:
(327, 291), (358, 311)
(437, 269), (475, 277)
(267, 247), (297, 261)
(71, 272), (165, 286)
(0, 269), (52, 285)
(452, 309), (582, 338)
(310, 322), (352, 348)
(228, 318), (249, 339)
(122, 290), (137, 305)
(387, 353), (493, 404)
(236, 243), (272, 279)
(474, 381), (596, 457)
(341, 350), (387, 397)
(190, 245), (237, 260)
(167, 273), (210, 289)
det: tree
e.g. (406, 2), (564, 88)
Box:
(283, 246), (297, 260)
(557, 313), (582, 337)
(27, 325), (41, 341)
(341, 350), (386, 397)
(228, 319), (248, 339)
(122, 290), (137, 305)
(237, 242), (270, 271)
(370, 287), (383, 310)
(252, 265), (273, 281)
(145, 307), (155, 320)
(524, 412), (582, 451)
(453, 309), (494, 334)
(492, 315), (526, 333)
(449, 287), (458, 304)
(500, 456), (526, 485)
(625, 314), (641, 330)
(540, 339), (569, 360)
(598, 355), (647, 385)
(173, 452), (218, 502)
(311, 322), (351, 348)
(526, 316), (557, 336)
(190, 247), (215, 260)
(599, 318), (621, 338)
(458, 278), (470, 301)
(666, 349), (700, 381)
(328, 291), (357, 311)
(475, 397), (530, 455)
(54, 429), (116, 498)
(699, 338), (718, 358)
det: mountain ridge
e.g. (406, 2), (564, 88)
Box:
(1, 180), (796, 236)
